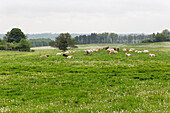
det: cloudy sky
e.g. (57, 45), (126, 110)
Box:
(0, 0), (170, 34)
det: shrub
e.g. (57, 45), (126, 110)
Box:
(0, 45), (7, 50)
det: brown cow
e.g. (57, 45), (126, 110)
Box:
(123, 48), (128, 51)
(63, 54), (68, 57)
(114, 48), (120, 51)
(63, 54), (74, 59)
(103, 46), (109, 50)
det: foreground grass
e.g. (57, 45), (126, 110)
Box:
(0, 42), (170, 112)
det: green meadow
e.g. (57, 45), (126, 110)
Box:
(0, 42), (169, 112)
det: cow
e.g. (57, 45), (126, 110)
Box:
(149, 53), (155, 57)
(85, 50), (93, 55)
(135, 50), (143, 53)
(56, 52), (63, 55)
(143, 50), (149, 53)
(40, 55), (49, 57)
(114, 48), (120, 52)
(123, 48), (128, 51)
(103, 46), (109, 50)
(125, 53), (131, 56)
(63, 54), (74, 59)
(93, 48), (100, 52)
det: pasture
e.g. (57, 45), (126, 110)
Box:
(0, 42), (169, 112)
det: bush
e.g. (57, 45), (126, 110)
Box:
(30, 50), (35, 52)
(142, 39), (155, 43)
(0, 45), (7, 50)
(18, 39), (31, 51)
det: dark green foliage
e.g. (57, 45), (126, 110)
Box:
(18, 39), (31, 51)
(0, 28), (30, 51)
(142, 38), (155, 43)
(142, 29), (170, 43)
(53, 33), (77, 51)
(4, 28), (26, 43)
(0, 45), (7, 50)
(154, 33), (167, 42)
(56, 33), (68, 51)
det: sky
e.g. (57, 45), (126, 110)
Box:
(0, 0), (170, 34)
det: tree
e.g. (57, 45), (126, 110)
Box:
(17, 39), (31, 51)
(55, 33), (68, 51)
(54, 33), (77, 51)
(162, 29), (170, 35)
(162, 29), (170, 41)
(154, 33), (167, 42)
(4, 28), (26, 43)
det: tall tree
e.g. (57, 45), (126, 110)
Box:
(54, 33), (77, 51)
(4, 28), (26, 43)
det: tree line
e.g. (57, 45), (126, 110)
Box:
(29, 39), (52, 47)
(74, 29), (170, 44)
(1, 28), (169, 52)
(142, 29), (170, 43)
(74, 33), (154, 44)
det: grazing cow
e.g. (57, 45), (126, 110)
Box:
(125, 53), (131, 56)
(107, 48), (113, 51)
(149, 53), (155, 57)
(123, 48), (128, 51)
(114, 51), (118, 53)
(63, 54), (68, 57)
(93, 48), (100, 52)
(135, 50), (143, 53)
(143, 50), (149, 53)
(107, 49), (118, 54)
(85, 50), (93, 55)
(103, 46), (109, 50)
(65, 51), (72, 54)
(108, 49), (115, 54)
(56, 52), (63, 55)
(40, 55), (49, 57)
(67, 56), (74, 59)
(63, 54), (74, 59)
(129, 49), (133, 52)
(138, 51), (143, 53)
(114, 48), (120, 52)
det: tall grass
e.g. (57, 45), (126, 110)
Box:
(0, 42), (169, 112)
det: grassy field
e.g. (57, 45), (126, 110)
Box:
(0, 42), (169, 112)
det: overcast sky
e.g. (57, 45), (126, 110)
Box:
(0, 0), (170, 34)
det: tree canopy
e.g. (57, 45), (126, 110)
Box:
(4, 28), (26, 43)
(0, 28), (31, 51)
(52, 33), (77, 51)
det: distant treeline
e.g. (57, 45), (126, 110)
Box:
(142, 29), (170, 43)
(75, 29), (170, 44)
(29, 39), (52, 47)
(75, 33), (154, 44)
(1, 29), (169, 47)
(26, 33), (87, 40)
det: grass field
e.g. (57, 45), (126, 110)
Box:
(0, 42), (170, 112)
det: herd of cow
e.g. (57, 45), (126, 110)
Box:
(40, 46), (155, 58)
